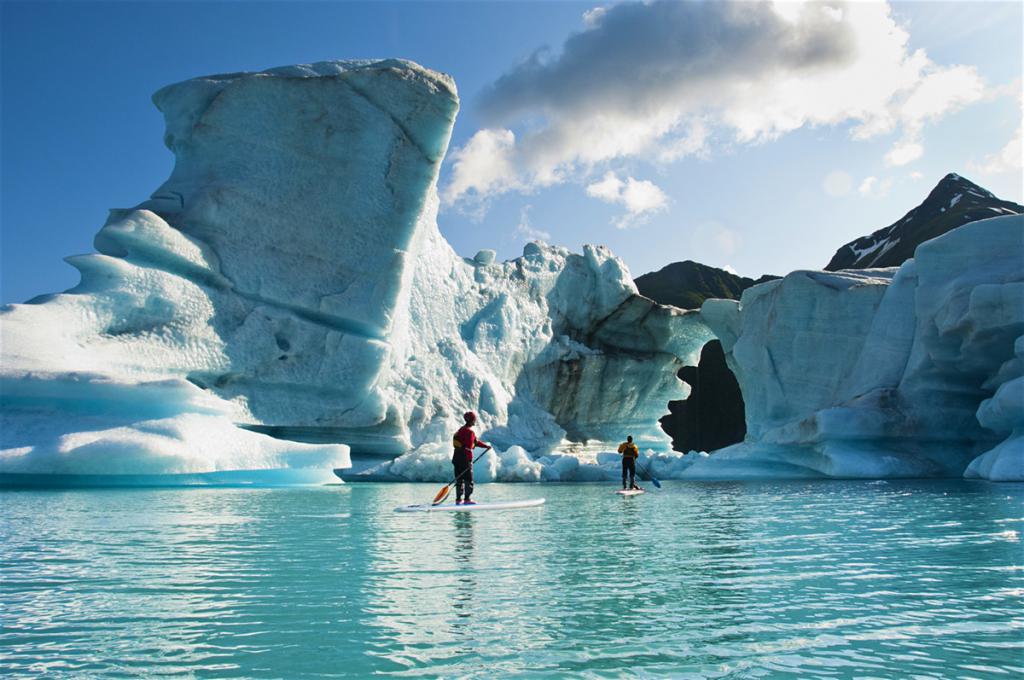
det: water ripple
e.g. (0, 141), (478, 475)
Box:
(2, 480), (1021, 678)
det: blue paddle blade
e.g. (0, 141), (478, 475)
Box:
(652, 478), (662, 489)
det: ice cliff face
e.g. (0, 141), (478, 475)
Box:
(696, 215), (1024, 482)
(1, 60), (709, 483)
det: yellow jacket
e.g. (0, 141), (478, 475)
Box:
(618, 442), (639, 459)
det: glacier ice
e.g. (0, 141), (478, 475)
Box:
(7, 57), (1016, 486)
(1, 60), (711, 484)
(0, 372), (349, 485)
(695, 215), (1024, 482)
(360, 442), (705, 483)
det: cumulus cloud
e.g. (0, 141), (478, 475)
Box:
(441, 128), (525, 210)
(969, 96), (1023, 176)
(858, 175), (894, 198)
(884, 139), (924, 166)
(443, 0), (989, 208)
(585, 171), (668, 228)
(514, 205), (551, 242)
(972, 124), (1023, 175)
(881, 64), (985, 167)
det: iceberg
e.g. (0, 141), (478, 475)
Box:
(695, 215), (1024, 482)
(1, 60), (712, 484)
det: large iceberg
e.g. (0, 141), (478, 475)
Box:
(695, 214), (1024, 482)
(1, 60), (712, 484)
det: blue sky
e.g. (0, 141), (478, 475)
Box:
(2, 1), (1021, 305)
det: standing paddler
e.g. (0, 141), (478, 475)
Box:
(452, 411), (491, 505)
(617, 435), (641, 490)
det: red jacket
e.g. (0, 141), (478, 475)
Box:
(452, 425), (486, 461)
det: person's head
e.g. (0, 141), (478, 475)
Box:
(627, 436), (633, 443)
(463, 411), (477, 426)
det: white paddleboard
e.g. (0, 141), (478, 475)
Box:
(615, 489), (645, 496)
(395, 498), (546, 513)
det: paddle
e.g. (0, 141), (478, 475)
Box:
(637, 457), (662, 489)
(432, 446), (492, 505)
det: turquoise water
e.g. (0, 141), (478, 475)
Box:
(2, 480), (1022, 678)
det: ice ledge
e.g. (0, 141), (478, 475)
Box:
(153, 59), (458, 162)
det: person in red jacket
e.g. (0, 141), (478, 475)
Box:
(452, 411), (490, 505)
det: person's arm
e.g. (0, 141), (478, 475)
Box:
(475, 437), (491, 450)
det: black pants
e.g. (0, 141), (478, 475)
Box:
(622, 457), (636, 487)
(453, 455), (474, 501)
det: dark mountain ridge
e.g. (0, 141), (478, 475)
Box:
(825, 173), (1022, 271)
(635, 260), (775, 310)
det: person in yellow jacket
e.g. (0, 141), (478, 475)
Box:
(617, 436), (640, 490)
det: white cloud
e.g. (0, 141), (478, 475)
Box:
(879, 64), (985, 168)
(582, 5), (607, 28)
(969, 96), (1023, 176)
(443, 0), (989, 209)
(823, 170), (853, 197)
(898, 65), (985, 128)
(656, 119), (710, 163)
(585, 171), (668, 228)
(585, 171), (624, 203)
(441, 128), (525, 210)
(722, 264), (740, 276)
(858, 175), (894, 198)
(909, 171), (924, 180)
(514, 205), (551, 242)
(973, 124), (1023, 175)
(620, 177), (669, 214)
(885, 138), (924, 166)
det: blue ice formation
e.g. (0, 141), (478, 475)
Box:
(5, 58), (1017, 486)
(693, 215), (1023, 482)
(1, 60), (711, 483)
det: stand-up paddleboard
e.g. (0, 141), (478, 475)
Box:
(615, 488), (645, 496)
(395, 498), (545, 513)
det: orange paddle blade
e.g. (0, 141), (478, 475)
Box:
(432, 484), (451, 505)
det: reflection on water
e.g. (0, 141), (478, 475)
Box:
(451, 512), (476, 624)
(2, 480), (1022, 678)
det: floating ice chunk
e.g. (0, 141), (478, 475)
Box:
(0, 373), (348, 483)
(682, 444), (825, 479)
(370, 445), (703, 482)
(681, 440), (970, 480)
(475, 446), (543, 482)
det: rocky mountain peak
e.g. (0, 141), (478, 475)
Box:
(825, 173), (1022, 271)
